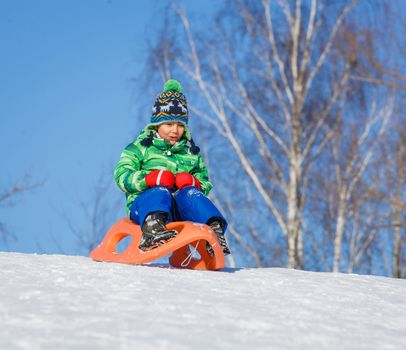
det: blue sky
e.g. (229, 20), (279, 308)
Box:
(0, 0), (219, 255)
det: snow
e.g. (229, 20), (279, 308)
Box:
(1, 252), (405, 350)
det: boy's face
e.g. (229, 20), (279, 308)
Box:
(156, 122), (185, 145)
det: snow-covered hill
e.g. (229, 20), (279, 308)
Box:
(0, 252), (405, 350)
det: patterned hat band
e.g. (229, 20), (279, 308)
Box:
(151, 115), (189, 125)
(151, 80), (189, 125)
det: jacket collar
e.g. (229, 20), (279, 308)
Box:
(139, 125), (189, 153)
(144, 123), (191, 141)
(151, 136), (187, 153)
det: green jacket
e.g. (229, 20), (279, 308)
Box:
(114, 125), (213, 212)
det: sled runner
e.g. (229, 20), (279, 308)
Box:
(90, 218), (226, 271)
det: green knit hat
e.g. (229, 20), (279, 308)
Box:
(151, 79), (189, 125)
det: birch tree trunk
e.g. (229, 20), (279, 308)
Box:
(333, 194), (347, 272)
(393, 143), (405, 278)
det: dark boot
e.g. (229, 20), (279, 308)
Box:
(138, 212), (177, 251)
(206, 219), (231, 256)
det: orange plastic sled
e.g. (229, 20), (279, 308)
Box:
(90, 218), (226, 271)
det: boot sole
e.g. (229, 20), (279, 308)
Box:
(138, 230), (178, 251)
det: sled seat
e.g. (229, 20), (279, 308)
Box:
(89, 218), (225, 271)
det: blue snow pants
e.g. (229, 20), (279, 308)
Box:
(129, 186), (227, 231)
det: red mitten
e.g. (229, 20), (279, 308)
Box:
(145, 170), (175, 188)
(176, 172), (201, 190)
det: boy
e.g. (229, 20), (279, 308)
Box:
(114, 80), (230, 255)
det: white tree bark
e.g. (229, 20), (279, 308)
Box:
(393, 143), (404, 278)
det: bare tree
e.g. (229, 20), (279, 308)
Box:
(366, 120), (406, 277)
(64, 168), (122, 255)
(0, 172), (45, 243)
(142, 0), (402, 272)
(330, 96), (393, 272)
(181, 0), (359, 269)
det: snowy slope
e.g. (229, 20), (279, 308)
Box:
(0, 252), (405, 350)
